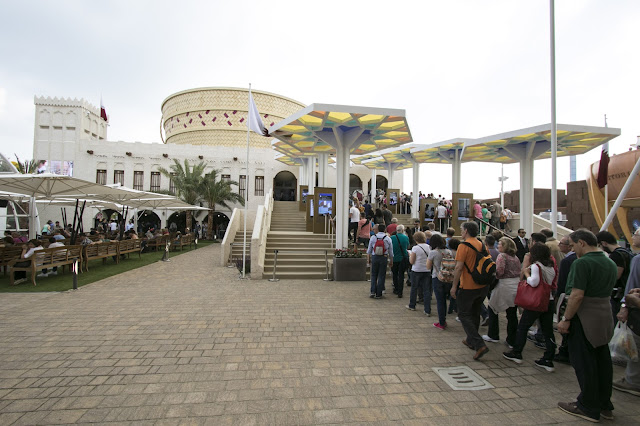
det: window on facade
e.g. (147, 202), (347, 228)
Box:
(169, 172), (177, 195)
(114, 170), (124, 186)
(150, 172), (160, 192)
(221, 174), (230, 182)
(96, 169), (107, 185)
(133, 171), (144, 191)
(239, 175), (247, 199)
(254, 176), (264, 196)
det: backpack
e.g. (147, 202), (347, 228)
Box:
(460, 240), (496, 286)
(613, 247), (636, 296)
(374, 236), (386, 256)
(437, 249), (456, 283)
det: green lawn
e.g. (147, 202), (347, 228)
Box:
(0, 240), (217, 293)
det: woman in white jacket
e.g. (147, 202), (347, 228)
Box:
(503, 243), (557, 372)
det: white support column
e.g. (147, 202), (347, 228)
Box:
(307, 157), (316, 193)
(452, 149), (462, 193)
(387, 163), (400, 190)
(300, 160), (308, 187)
(519, 159), (535, 235)
(335, 144), (350, 249)
(317, 153), (328, 187)
(412, 162), (420, 219)
(371, 168), (377, 207)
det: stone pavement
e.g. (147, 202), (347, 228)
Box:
(0, 244), (639, 425)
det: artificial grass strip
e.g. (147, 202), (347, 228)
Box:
(0, 240), (217, 293)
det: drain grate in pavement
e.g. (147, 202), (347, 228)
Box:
(432, 366), (494, 391)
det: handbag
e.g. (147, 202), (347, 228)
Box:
(514, 266), (550, 312)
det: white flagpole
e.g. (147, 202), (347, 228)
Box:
(242, 85), (251, 279)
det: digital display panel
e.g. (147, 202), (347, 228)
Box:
(458, 198), (471, 221)
(318, 193), (333, 215)
(389, 191), (398, 206)
(302, 189), (309, 204)
(423, 202), (435, 222)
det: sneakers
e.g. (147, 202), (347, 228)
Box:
(505, 341), (514, 350)
(503, 351), (523, 364)
(433, 322), (446, 330)
(455, 316), (461, 322)
(397, 294), (403, 298)
(13, 278), (27, 285)
(49, 271), (57, 276)
(37, 272), (49, 278)
(374, 295), (382, 299)
(612, 377), (640, 396)
(370, 293), (375, 298)
(482, 335), (500, 343)
(533, 340), (547, 350)
(601, 410), (614, 420)
(424, 312), (431, 317)
(405, 305), (416, 311)
(557, 401), (599, 423)
(534, 358), (555, 372)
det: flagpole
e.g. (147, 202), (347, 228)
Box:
(242, 84), (251, 279)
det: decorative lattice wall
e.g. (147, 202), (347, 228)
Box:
(161, 88), (305, 147)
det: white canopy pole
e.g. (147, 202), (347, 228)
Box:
(549, 0), (558, 236)
(371, 168), (377, 207)
(412, 162), (420, 219)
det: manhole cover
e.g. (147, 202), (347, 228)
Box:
(432, 366), (494, 391)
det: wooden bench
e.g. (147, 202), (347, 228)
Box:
(146, 235), (168, 252)
(8, 245), (83, 286)
(82, 242), (119, 272)
(171, 234), (194, 251)
(0, 246), (24, 276)
(117, 239), (142, 259)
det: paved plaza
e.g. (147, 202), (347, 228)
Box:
(0, 244), (639, 425)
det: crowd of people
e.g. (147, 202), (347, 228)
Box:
(357, 213), (640, 423)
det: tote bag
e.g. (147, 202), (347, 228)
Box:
(514, 265), (550, 312)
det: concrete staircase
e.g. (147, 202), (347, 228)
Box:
(270, 201), (306, 232)
(229, 229), (253, 265)
(263, 201), (333, 279)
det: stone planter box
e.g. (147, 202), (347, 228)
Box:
(333, 257), (367, 281)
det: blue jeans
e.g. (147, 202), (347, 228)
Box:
(432, 277), (448, 325)
(370, 255), (388, 297)
(409, 271), (432, 313)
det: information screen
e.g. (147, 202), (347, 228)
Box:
(318, 193), (333, 215)
(423, 202), (435, 222)
(389, 191), (398, 206)
(302, 189), (309, 203)
(458, 198), (470, 221)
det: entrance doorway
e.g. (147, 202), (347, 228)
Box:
(273, 171), (297, 201)
(137, 210), (161, 233)
(367, 176), (388, 199)
(349, 174), (363, 199)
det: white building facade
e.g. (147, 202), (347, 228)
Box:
(31, 88), (400, 233)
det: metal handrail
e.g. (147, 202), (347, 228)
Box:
(475, 217), (503, 236)
(268, 249), (331, 282)
(227, 242), (236, 268)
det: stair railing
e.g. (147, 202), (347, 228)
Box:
(251, 189), (273, 279)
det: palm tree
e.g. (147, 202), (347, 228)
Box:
(159, 159), (206, 232)
(13, 155), (38, 174)
(200, 170), (244, 239)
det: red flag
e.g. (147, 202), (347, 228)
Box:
(100, 96), (108, 122)
(596, 143), (609, 189)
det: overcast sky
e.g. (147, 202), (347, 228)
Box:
(1, 0), (638, 199)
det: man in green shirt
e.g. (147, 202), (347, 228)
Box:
(557, 229), (617, 422)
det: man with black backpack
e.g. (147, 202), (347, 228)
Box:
(597, 231), (635, 324)
(450, 221), (495, 361)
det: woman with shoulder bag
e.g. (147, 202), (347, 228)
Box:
(484, 237), (521, 347)
(504, 243), (557, 372)
(426, 234), (453, 330)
